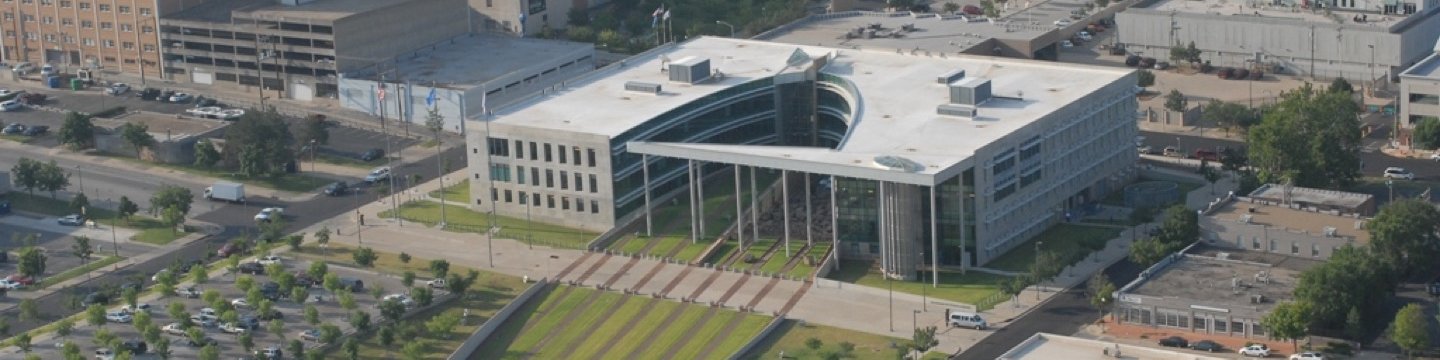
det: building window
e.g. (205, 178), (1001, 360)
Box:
(1251, 237), (1260, 250)
(529, 142), (538, 160)
(117, 5), (128, 13)
(489, 164), (511, 182)
(546, 195), (555, 208)
(1291, 241), (1299, 254)
(587, 148), (596, 167)
(43, 34), (55, 42)
(143, 44), (155, 52)
(79, 20), (92, 28)
(558, 147), (567, 164)
(103, 56), (115, 63)
(4, 31), (13, 37)
(591, 200), (599, 213)
(61, 18), (72, 26)
(1192, 317), (1207, 330)
(544, 143), (553, 162)
(589, 174), (597, 193)
(1214, 319), (1227, 333)
(122, 42), (134, 50)
(533, 193), (540, 206)
(503, 190), (512, 203)
(576, 199), (585, 212)
(21, 14), (33, 22)
(100, 22), (112, 30)
(97, 3), (108, 11)
(24, 32), (36, 40)
(42, 16), (53, 24)
(572, 147), (581, 165)
(561, 197), (570, 210)
(491, 188), (498, 201)
(120, 24), (132, 32)
(59, 0), (69, 7)
(2, 13), (11, 21)
(545, 169), (554, 188)
(514, 139), (523, 158)
(78, 2), (88, 9)
(559, 171), (568, 189)
(1409, 93), (1440, 105)
(1251, 323), (1265, 336)
(575, 173), (583, 192)
(487, 137), (510, 157)
(516, 166), (526, 184)
(139, 7), (150, 15)
(102, 40), (114, 48)
(518, 191), (527, 205)
(82, 38), (94, 46)
(530, 168), (539, 186)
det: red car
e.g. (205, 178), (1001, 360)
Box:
(6, 274), (36, 285)
(217, 243), (247, 258)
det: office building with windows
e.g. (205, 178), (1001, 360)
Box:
(1400, 39), (1440, 130)
(157, 0), (467, 100)
(0, 0), (179, 77)
(467, 37), (1138, 278)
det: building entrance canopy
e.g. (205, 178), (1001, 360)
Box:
(626, 141), (966, 187)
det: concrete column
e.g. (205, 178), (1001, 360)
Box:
(877, 181), (888, 277)
(878, 181), (923, 280)
(697, 162), (706, 238)
(688, 159), (697, 243)
(643, 154), (653, 237)
(930, 185), (938, 287)
(782, 170), (790, 258)
(831, 175), (839, 270)
(805, 173), (813, 246)
(750, 166), (759, 244)
(735, 164), (744, 247)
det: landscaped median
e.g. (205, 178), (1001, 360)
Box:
(984, 223), (1124, 273)
(3, 192), (187, 245)
(379, 200), (598, 249)
(98, 153), (332, 193)
(31, 256), (124, 290)
(427, 179), (470, 204)
(743, 319), (950, 360)
(831, 260), (1008, 309)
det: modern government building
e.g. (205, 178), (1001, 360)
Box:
(466, 37), (1139, 279)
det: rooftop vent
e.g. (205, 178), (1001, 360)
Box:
(1323, 226), (1338, 237)
(624, 81), (662, 94)
(936, 103), (977, 118)
(949, 77), (991, 106)
(669, 57), (711, 84)
(937, 69), (966, 84)
(276, 0), (315, 6)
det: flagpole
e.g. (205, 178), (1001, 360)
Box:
(430, 81), (446, 227)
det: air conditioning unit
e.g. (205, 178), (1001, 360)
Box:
(624, 81), (662, 94)
(936, 104), (977, 118)
(937, 68), (966, 84)
(1322, 226), (1338, 237)
(1239, 214), (1253, 224)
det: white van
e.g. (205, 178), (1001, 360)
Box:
(946, 309), (987, 329)
(10, 62), (33, 74)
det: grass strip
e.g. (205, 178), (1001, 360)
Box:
(532, 291), (624, 357)
(705, 314), (773, 360)
(604, 300), (682, 358)
(786, 243), (832, 278)
(506, 288), (594, 352)
(566, 296), (651, 356)
(638, 306), (711, 360)
(380, 201), (597, 249)
(830, 260), (1006, 305)
(672, 311), (740, 360)
(98, 153), (330, 192)
(618, 236), (651, 254)
(31, 255), (124, 290)
(427, 179), (471, 203)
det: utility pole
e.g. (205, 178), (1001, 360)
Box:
(379, 75), (399, 227)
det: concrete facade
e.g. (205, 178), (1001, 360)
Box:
(1114, 248), (1306, 341)
(466, 37), (1140, 274)
(337, 35), (594, 134)
(1400, 42), (1440, 130)
(1200, 198), (1370, 261)
(469, 0), (606, 36)
(999, 333), (1229, 360)
(1116, 0), (1440, 83)
(93, 111), (229, 164)
(0, 0), (195, 78)
(158, 0), (468, 101)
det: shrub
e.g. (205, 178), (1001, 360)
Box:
(90, 106), (128, 118)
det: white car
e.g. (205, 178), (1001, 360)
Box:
(119, 303), (151, 314)
(1061, 40), (1074, 48)
(105, 311), (132, 323)
(382, 294), (416, 307)
(169, 93), (192, 102)
(95, 348), (115, 360)
(257, 255), (282, 265)
(185, 106), (221, 117)
(190, 315), (217, 328)
(176, 286), (202, 298)
(0, 279), (24, 289)
(232, 298), (251, 308)
(364, 166), (392, 183)
(1383, 167), (1415, 180)
(1238, 344), (1271, 357)
(218, 108), (245, 120)
(1054, 19), (1071, 27)
(200, 307), (218, 317)
(107, 83), (130, 95)
(0, 100), (22, 111)
(254, 207), (284, 222)
(162, 322), (186, 335)
(220, 322), (248, 334)
(1431, 152), (1440, 161)
(426, 278), (447, 289)
(1289, 352), (1325, 360)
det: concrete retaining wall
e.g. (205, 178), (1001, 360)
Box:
(448, 281), (551, 359)
(727, 316), (788, 360)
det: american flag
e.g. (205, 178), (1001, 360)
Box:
(377, 84), (387, 102)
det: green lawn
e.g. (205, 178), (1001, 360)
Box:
(533, 291), (624, 358)
(785, 242), (832, 279)
(671, 311), (742, 360)
(617, 236), (652, 254)
(736, 239), (776, 268)
(334, 273), (527, 360)
(428, 179), (471, 204)
(675, 241), (712, 263)
(566, 297), (654, 356)
(0, 134), (35, 143)
(646, 234), (692, 258)
(759, 242), (803, 274)
(708, 315), (773, 360)
(703, 241), (739, 266)
(604, 299), (683, 357)
(830, 260), (1008, 305)
(99, 153), (331, 192)
(639, 306), (711, 360)
(379, 201), (599, 249)
(743, 320), (926, 360)
(984, 223), (1123, 273)
(504, 287), (594, 356)
(31, 256), (123, 290)
(2, 192), (185, 245)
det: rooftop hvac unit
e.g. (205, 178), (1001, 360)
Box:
(937, 68), (966, 84)
(936, 104), (977, 118)
(624, 81), (662, 94)
(668, 57), (710, 84)
(1323, 226), (1338, 237)
(1239, 214), (1253, 224)
(949, 77), (991, 106)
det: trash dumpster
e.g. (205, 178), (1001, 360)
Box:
(70, 78), (83, 90)
(45, 75), (61, 88)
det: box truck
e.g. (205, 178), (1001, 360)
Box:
(204, 181), (245, 203)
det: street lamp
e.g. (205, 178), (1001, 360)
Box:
(1034, 240), (1043, 300)
(1386, 179), (1394, 203)
(1368, 44), (1376, 95)
(308, 139), (317, 173)
(888, 274), (894, 332)
(919, 251), (928, 312)
(716, 21), (736, 38)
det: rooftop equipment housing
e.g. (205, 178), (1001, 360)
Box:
(949, 77), (992, 106)
(669, 57), (711, 84)
(624, 81), (663, 94)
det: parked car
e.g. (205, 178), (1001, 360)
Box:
(254, 207), (284, 222)
(1290, 352), (1325, 360)
(299, 329), (321, 342)
(256, 346), (283, 360)
(1384, 167), (1415, 180)
(231, 298), (251, 309)
(238, 262), (265, 275)
(364, 166), (391, 184)
(323, 181), (349, 196)
(0, 279), (23, 290)
(2, 123), (25, 134)
(176, 286), (202, 298)
(1060, 40), (1074, 48)
(21, 125), (48, 136)
(106, 311), (133, 323)
(1154, 61), (1170, 70)
(190, 315), (217, 328)
(1190, 340), (1224, 352)
(138, 88), (162, 101)
(383, 294), (416, 308)
(0, 100), (23, 111)
(19, 92), (46, 105)
(1238, 344), (1271, 357)
(339, 277), (365, 292)
(95, 348), (115, 360)
(58, 214), (86, 226)
(162, 322), (186, 335)
(1162, 146), (1182, 158)
(120, 339), (147, 355)
(119, 303), (152, 314)
(1192, 149), (1220, 161)
(194, 96), (219, 107)
(217, 243), (247, 257)
(169, 92), (192, 103)
(257, 254), (282, 265)
(1157, 336), (1188, 347)
(6, 274), (36, 286)
(221, 322), (249, 335)
(427, 278), (448, 289)
(184, 336), (218, 347)
(1054, 19), (1071, 27)
(107, 83), (130, 95)
(360, 148), (385, 161)
(1431, 152), (1440, 161)
(254, 308), (285, 320)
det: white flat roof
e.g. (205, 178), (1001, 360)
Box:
(999, 333), (1229, 360)
(491, 37), (1131, 181)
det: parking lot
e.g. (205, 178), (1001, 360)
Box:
(0, 214), (153, 293)
(19, 254), (410, 359)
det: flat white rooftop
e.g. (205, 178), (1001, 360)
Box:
(349, 35), (592, 88)
(491, 36), (1130, 182)
(999, 333), (1229, 360)
(1403, 52), (1440, 78)
(1145, 0), (1409, 27)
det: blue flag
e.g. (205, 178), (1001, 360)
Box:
(425, 87), (438, 108)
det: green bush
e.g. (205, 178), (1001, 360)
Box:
(90, 106), (127, 118)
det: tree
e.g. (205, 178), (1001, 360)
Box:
(344, 337), (361, 360)
(56, 318), (75, 339)
(149, 185), (194, 218)
(10, 158), (43, 195)
(429, 259), (451, 279)
(401, 341), (425, 360)
(239, 332), (254, 354)
(17, 245), (47, 279)
(291, 287), (309, 304)
(286, 235), (303, 251)
(202, 289), (221, 306)
(354, 247), (378, 267)
(153, 338), (172, 360)
(167, 302), (186, 323)
(297, 114), (330, 147)
(981, 0), (999, 17)
(399, 252), (412, 264)
(323, 273), (342, 294)
(1136, 69), (1155, 89)
(1392, 303), (1430, 357)
(87, 304), (107, 327)
(269, 319), (286, 341)
(1367, 199), (1440, 276)
(1295, 246), (1394, 329)
(425, 108), (445, 145)
(1329, 77), (1354, 94)
(380, 299), (407, 323)
(222, 108), (296, 178)
(158, 205), (184, 234)
(288, 339), (306, 358)
(942, 1), (961, 12)
(411, 286), (434, 307)
(403, 271), (416, 288)
(122, 287), (139, 308)
(186, 328), (206, 347)
(350, 311), (372, 333)
(193, 139), (221, 168)
(116, 196), (139, 224)
(319, 323), (342, 344)
(72, 235), (94, 266)
(58, 111), (96, 149)
(1164, 90), (1187, 113)
(119, 122), (156, 158)
(189, 262), (209, 284)
(37, 160), (71, 199)
(236, 275), (255, 294)
(1345, 306), (1365, 343)
(198, 344), (219, 360)
(307, 262), (328, 282)
(1246, 84), (1363, 188)
(1128, 236), (1170, 267)
(62, 341), (82, 360)
(69, 192), (90, 213)
(370, 285), (385, 300)
(304, 304), (320, 326)
(1203, 100), (1259, 135)
(1413, 117), (1440, 150)
(314, 227), (331, 251)
(597, 29), (625, 50)
(19, 298), (39, 322)
(1262, 301), (1311, 352)
(15, 331), (31, 352)
(1088, 273), (1117, 321)
(910, 326), (938, 357)
(425, 314), (461, 339)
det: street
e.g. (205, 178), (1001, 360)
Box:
(1140, 131), (1440, 181)
(958, 259), (1145, 359)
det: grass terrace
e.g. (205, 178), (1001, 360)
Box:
(379, 201), (598, 249)
(985, 223), (1123, 273)
(830, 260), (1008, 306)
(743, 320), (948, 360)
(428, 179), (471, 204)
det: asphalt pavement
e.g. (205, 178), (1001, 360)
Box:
(1140, 131), (1440, 180)
(958, 259), (1146, 359)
